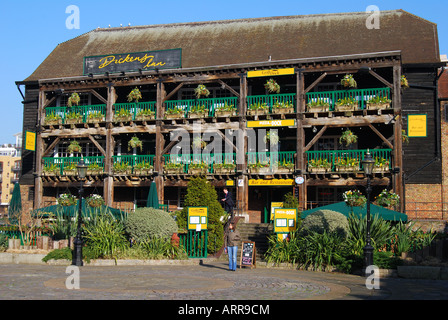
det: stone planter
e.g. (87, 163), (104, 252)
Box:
(63, 170), (77, 176)
(113, 169), (133, 175)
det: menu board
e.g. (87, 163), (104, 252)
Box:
(240, 241), (256, 269)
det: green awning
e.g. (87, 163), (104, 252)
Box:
(8, 183), (22, 225)
(301, 202), (407, 222)
(146, 181), (159, 209)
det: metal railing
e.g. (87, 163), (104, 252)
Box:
(114, 101), (157, 120)
(43, 156), (105, 175)
(247, 93), (296, 113)
(44, 105), (106, 124)
(165, 97), (239, 118)
(163, 153), (237, 174)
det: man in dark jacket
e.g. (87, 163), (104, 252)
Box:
(221, 188), (234, 216)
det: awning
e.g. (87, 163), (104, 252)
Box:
(301, 202), (407, 222)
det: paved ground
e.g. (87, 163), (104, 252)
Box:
(1, 260), (448, 303)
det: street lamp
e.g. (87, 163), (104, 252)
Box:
(362, 150), (375, 271)
(72, 158), (87, 266)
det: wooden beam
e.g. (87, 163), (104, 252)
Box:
(88, 134), (106, 156)
(366, 122), (394, 149)
(304, 125), (328, 152)
(369, 70), (393, 89)
(89, 89), (107, 104)
(304, 72), (327, 94)
(161, 133), (181, 155)
(216, 130), (238, 153)
(43, 96), (57, 109)
(43, 137), (61, 157)
(163, 82), (184, 102)
(217, 79), (240, 98)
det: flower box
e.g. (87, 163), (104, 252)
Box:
(335, 104), (358, 112)
(366, 103), (391, 110)
(247, 109), (269, 116)
(275, 167), (294, 174)
(165, 112), (185, 120)
(114, 115), (133, 122)
(309, 167), (329, 174)
(86, 117), (105, 124)
(272, 107), (294, 114)
(87, 169), (103, 176)
(214, 167), (234, 175)
(307, 106), (330, 113)
(113, 168), (132, 175)
(135, 114), (155, 121)
(188, 111), (208, 119)
(188, 168), (208, 175)
(63, 169), (77, 176)
(215, 110), (236, 117)
(335, 166), (358, 173)
(65, 118), (82, 125)
(44, 119), (62, 126)
(133, 168), (154, 176)
(373, 166), (390, 173)
(249, 167), (271, 174)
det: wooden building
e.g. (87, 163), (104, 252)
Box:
(16, 10), (445, 222)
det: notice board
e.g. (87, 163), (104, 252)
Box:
(240, 241), (256, 269)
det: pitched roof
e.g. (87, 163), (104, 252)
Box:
(24, 9), (440, 82)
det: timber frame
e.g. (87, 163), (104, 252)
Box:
(33, 51), (404, 214)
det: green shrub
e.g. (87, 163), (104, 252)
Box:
(126, 207), (178, 242)
(0, 233), (9, 251)
(176, 177), (225, 254)
(301, 210), (349, 238)
(42, 247), (72, 262)
(135, 237), (187, 260)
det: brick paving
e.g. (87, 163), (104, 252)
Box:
(1, 260), (448, 302)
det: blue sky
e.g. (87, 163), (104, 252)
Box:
(0, 0), (446, 144)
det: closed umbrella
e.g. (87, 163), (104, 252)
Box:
(146, 181), (159, 209)
(8, 183), (22, 225)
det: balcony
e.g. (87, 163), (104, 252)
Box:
(165, 97), (239, 119)
(43, 156), (105, 177)
(305, 149), (392, 175)
(163, 153), (237, 175)
(305, 88), (391, 114)
(247, 94), (296, 116)
(247, 151), (295, 175)
(113, 102), (156, 122)
(112, 155), (154, 176)
(44, 105), (106, 126)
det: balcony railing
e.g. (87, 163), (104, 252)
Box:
(247, 94), (296, 114)
(112, 155), (154, 174)
(247, 151), (296, 173)
(43, 156), (105, 175)
(163, 153), (237, 174)
(305, 88), (391, 112)
(113, 101), (157, 121)
(305, 149), (392, 173)
(165, 97), (239, 118)
(44, 105), (106, 125)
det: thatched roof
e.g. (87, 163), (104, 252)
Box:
(24, 9), (440, 81)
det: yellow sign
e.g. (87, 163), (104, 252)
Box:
(187, 207), (208, 231)
(274, 208), (298, 234)
(249, 179), (295, 186)
(271, 202), (284, 220)
(24, 131), (36, 152)
(247, 68), (295, 78)
(408, 114), (427, 137)
(226, 180), (234, 186)
(247, 119), (296, 128)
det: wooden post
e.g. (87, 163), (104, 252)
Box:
(104, 85), (116, 207)
(238, 73), (249, 215)
(393, 63), (404, 212)
(296, 70), (307, 210)
(34, 89), (45, 209)
(155, 79), (166, 203)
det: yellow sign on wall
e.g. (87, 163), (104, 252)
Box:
(247, 68), (295, 78)
(249, 179), (295, 186)
(273, 208), (298, 234)
(24, 131), (36, 152)
(408, 114), (427, 137)
(187, 207), (208, 231)
(247, 119), (296, 128)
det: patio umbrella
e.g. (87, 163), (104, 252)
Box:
(146, 181), (159, 209)
(8, 183), (22, 225)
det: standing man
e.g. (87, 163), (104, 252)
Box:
(221, 188), (234, 217)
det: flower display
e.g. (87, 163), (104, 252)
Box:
(343, 190), (366, 207)
(86, 194), (105, 208)
(57, 193), (77, 206)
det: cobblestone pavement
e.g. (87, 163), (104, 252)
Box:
(1, 261), (448, 301)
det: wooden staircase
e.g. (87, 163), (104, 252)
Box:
(237, 223), (273, 262)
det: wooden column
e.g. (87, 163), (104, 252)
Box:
(296, 70), (307, 210)
(155, 79), (166, 202)
(34, 89), (45, 209)
(392, 63), (404, 211)
(104, 85), (116, 206)
(238, 73), (249, 215)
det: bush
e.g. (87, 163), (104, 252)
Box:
(126, 207), (178, 242)
(0, 233), (9, 252)
(301, 210), (349, 238)
(42, 247), (72, 262)
(176, 177), (225, 254)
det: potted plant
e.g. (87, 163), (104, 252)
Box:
(67, 92), (80, 107)
(373, 157), (390, 173)
(275, 160), (295, 173)
(164, 162), (184, 174)
(87, 163), (103, 176)
(340, 74), (357, 88)
(86, 111), (105, 123)
(127, 87), (142, 102)
(43, 163), (60, 176)
(188, 162), (209, 175)
(85, 194), (105, 208)
(308, 158), (332, 173)
(248, 162), (270, 174)
(264, 78), (281, 94)
(113, 162), (132, 175)
(114, 108), (133, 122)
(272, 100), (294, 114)
(375, 189), (399, 208)
(214, 102), (237, 117)
(136, 109), (155, 121)
(188, 105), (209, 119)
(335, 157), (360, 172)
(128, 136), (143, 151)
(165, 107), (185, 119)
(402, 129), (409, 145)
(339, 129), (358, 147)
(366, 96), (392, 110)
(194, 84), (210, 99)
(67, 141), (82, 154)
(335, 97), (358, 112)
(63, 162), (78, 176)
(247, 102), (269, 116)
(401, 75), (409, 89)
(44, 113), (62, 126)
(264, 131), (279, 145)
(57, 193), (77, 207)
(133, 161), (154, 176)
(65, 111), (83, 124)
(306, 98), (331, 113)
(343, 190), (366, 207)
(213, 162), (236, 174)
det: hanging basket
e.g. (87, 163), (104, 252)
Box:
(86, 194), (105, 208)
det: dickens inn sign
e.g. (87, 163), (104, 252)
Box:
(83, 48), (182, 75)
